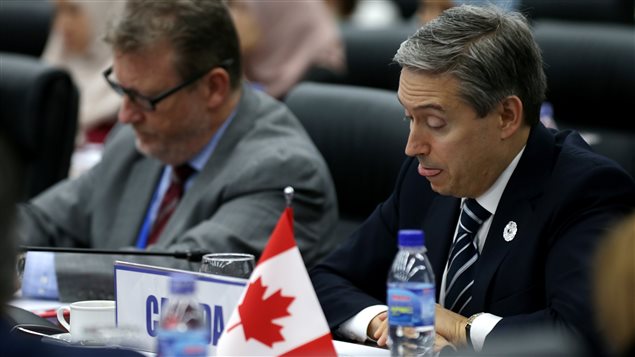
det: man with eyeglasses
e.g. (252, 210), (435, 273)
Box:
(16, 0), (338, 302)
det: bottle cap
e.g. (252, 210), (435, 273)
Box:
(398, 229), (425, 247)
(540, 102), (553, 118)
(169, 272), (196, 294)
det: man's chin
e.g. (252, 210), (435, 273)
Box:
(428, 181), (453, 197)
(134, 139), (161, 160)
(135, 140), (183, 165)
(134, 139), (150, 155)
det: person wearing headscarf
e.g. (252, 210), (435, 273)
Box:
(42, 0), (125, 144)
(228, 1), (345, 99)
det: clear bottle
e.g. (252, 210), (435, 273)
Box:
(387, 230), (435, 357)
(157, 273), (208, 357)
(540, 101), (558, 129)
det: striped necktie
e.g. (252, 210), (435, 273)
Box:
(444, 198), (491, 315)
(145, 164), (195, 247)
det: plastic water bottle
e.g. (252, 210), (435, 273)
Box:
(157, 273), (208, 357)
(540, 101), (558, 129)
(387, 230), (435, 356)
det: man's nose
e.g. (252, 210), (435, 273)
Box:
(404, 126), (431, 157)
(118, 96), (143, 124)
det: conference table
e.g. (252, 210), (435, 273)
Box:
(10, 297), (389, 356)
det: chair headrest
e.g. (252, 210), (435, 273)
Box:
(0, 53), (76, 158)
(0, 1), (54, 57)
(534, 21), (635, 131)
(0, 53), (78, 199)
(286, 82), (409, 219)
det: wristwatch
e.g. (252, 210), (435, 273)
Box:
(465, 312), (483, 349)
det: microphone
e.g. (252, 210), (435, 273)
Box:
(18, 246), (211, 262)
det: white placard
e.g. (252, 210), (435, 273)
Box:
(114, 261), (246, 355)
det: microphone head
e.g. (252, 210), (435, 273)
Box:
(173, 249), (211, 262)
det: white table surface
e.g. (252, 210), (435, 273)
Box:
(136, 340), (388, 356)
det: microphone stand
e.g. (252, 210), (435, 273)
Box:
(19, 246), (210, 262)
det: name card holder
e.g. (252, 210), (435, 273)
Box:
(114, 261), (247, 354)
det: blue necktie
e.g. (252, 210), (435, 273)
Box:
(444, 199), (491, 315)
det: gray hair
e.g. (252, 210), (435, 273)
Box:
(394, 5), (546, 125)
(105, 0), (242, 89)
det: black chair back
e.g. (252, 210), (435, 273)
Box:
(304, 23), (418, 91)
(520, 0), (634, 25)
(534, 21), (635, 178)
(285, 82), (409, 240)
(0, 53), (79, 199)
(0, 1), (54, 57)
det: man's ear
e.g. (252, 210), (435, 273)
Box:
(499, 95), (523, 140)
(202, 68), (231, 109)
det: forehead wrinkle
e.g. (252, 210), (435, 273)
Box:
(399, 70), (468, 116)
(113, 44), (177, 96)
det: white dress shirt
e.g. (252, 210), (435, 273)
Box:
(338, 148), (525, 351)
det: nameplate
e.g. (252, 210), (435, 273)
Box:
(114, 261), (246, 354)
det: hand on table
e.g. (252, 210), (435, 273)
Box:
(366, 305), (472, 350)
(434, 332), (456, 353)
(435, 303), (469, 348)
(368, 311), (389, 347)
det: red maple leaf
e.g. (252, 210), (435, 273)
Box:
(226, 277), (295, 347)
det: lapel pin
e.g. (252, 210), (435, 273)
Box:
(503, 221), (517, 242)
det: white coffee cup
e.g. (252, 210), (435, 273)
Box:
(56, 300), (116, 343)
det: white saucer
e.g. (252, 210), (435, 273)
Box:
(42, 332), (72, 345)
(42, 333), (106, 347)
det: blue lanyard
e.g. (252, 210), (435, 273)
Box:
(135, 181), (163, 249)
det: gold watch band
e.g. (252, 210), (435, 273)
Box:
(465, 312), (483, 349)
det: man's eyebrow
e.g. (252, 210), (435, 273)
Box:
(396, 96), (445, 112)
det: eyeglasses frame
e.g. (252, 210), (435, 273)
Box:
(103, 59), (234, 112)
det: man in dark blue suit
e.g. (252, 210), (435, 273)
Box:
(310, 4), (635, 355)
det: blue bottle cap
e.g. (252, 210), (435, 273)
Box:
(398, 229), (425, 247)
(540, 102), (553, 117)
(169, 273), (196, 294)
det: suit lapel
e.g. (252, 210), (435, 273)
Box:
(471, 124), (554, 312)
(107, 158), (163, 248)
(159, 85), (259, 246)
(422, 195), (461, 295)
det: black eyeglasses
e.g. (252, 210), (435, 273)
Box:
(103, 59), (234, 112)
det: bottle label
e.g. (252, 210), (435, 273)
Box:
(387, 283), (435, 327)
(157, 329), (208, 357)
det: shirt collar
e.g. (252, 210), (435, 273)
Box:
(187, 110), (236, 172)
(475, 146), (526, 215)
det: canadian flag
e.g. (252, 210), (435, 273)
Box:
(216, 207), (337, 356)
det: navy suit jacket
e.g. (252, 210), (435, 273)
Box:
(310, 124), (635, 351)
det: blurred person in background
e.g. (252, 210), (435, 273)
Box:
(417, 0), (454, 24)
(42, 0), (126, 176)
(417, 0), (519, 24)
(594, 212), (635, 357)
(228, 0), (345, 99)
(42, 0), (125, 145)
(326, 0), (401, 28)
(325, 0), (358, 21)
